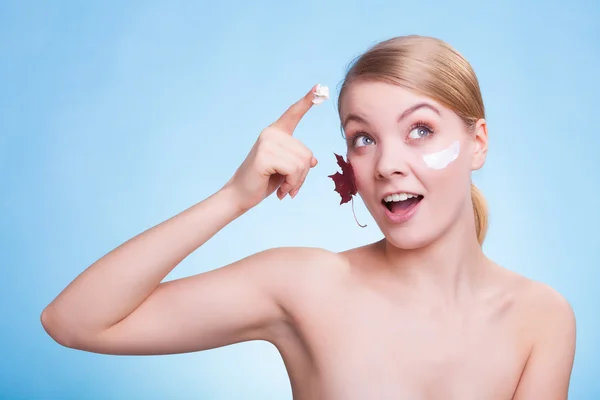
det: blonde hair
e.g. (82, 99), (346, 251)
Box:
(338, 35), (488, 245)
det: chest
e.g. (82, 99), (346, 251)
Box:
(291, 293), (528, 400)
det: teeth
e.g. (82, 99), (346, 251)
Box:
(384, 193), (419, 203)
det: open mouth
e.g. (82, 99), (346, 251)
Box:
(382, 193), (424, 214)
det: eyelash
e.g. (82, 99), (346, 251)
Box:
(410, 120), (436, 140)
(346, 120), (436, 148)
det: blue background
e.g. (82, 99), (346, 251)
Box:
(2, 0), (599, 398)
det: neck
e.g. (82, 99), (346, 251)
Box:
(378, 205), (491, 306)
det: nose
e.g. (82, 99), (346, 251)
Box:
(375, 143), (410, 180)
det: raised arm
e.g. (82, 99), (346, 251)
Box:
(40, 85), (326, 355)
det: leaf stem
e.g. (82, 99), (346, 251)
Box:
(351, 197), (367, 228)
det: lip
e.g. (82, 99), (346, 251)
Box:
(382, 197), (423, 224)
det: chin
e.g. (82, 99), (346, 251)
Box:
(381, 228), (439, 250)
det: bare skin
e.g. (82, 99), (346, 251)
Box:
(266, 244), (574, 400)
(41, 84), (576, 399)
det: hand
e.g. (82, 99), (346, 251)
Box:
(225, 85), (321, 211)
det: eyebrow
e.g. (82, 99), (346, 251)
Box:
(342, 102), (441, 129)
(397, 102), (441, 122)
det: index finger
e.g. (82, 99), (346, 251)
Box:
(272, 83), (329, 134)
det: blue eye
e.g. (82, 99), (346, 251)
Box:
(408, 124), (434, 140)
(354, 135), (374, 147)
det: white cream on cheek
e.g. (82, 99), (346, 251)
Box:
(422, 140), (460, 170)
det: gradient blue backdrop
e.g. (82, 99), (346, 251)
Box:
(2, 0), (599, 398)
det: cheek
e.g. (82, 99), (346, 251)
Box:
(421, 140), (460, 170)
(417, 141), (472, 199)
(351, 159), (377, 202)
(353, 165), (371, 192)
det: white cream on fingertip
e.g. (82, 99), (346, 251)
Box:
(312, 84), (330, 104)
(423, 140), (460, 169)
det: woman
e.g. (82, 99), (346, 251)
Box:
(41, 35), (576, 399)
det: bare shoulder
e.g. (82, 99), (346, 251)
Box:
(523, 280), (577, 350)
(496, 270), (577, 398)
(487, 264), (574, 324)
(254, 246), (350, 281)
(257, 246), (353, 303)
(509, 272), (576, 331)
(526, 280), (574, 316)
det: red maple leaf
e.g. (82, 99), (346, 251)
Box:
(328, 153), (357, 204)
(328, 153), (365, 227)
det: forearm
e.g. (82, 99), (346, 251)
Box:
(42, 184), (246, 340)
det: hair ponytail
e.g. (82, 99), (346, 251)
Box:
(471, 183), (488, 245)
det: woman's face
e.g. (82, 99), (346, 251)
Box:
(339, 80), (488, 249)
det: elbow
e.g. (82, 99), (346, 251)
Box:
(40, 305), (82, 349)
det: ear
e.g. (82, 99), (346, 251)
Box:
(471, 118), (488, 171)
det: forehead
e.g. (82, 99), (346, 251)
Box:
(340, 80), (449, 122)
